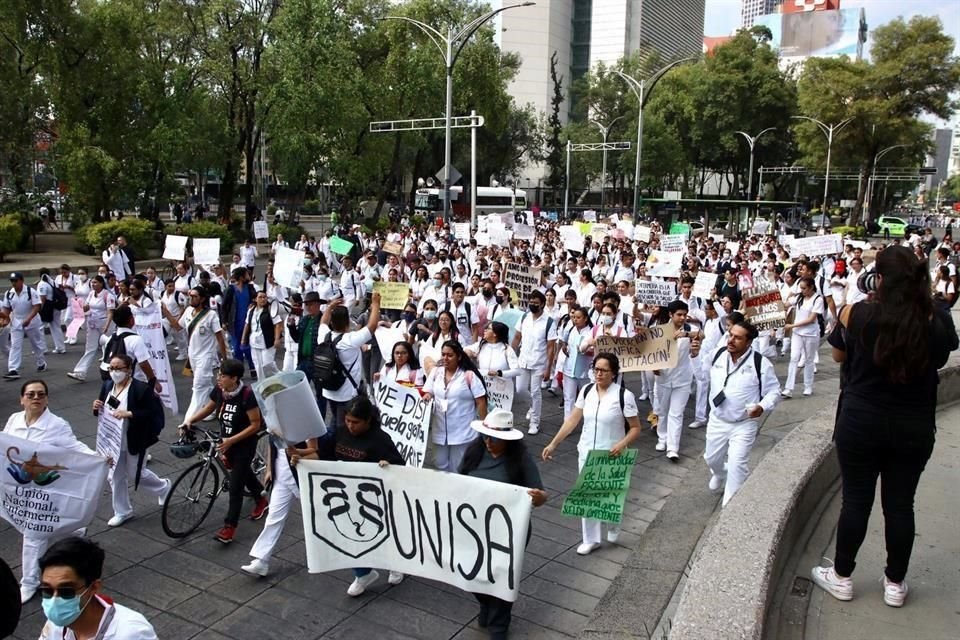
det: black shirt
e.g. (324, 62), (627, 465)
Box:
(210, 385), (260, 438)
(334, 426), (405, 465)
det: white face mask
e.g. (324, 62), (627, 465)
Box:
(601, 315), (614, 326)
(109, 370), (128, 385)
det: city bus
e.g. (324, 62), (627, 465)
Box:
(414, 186), (527, 219)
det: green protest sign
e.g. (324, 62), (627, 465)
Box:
(669, 222), (690, 236)
(330, 236), (353, 256)
(560, 448), (638, 523)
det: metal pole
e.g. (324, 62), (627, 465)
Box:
(442, 34), (454, 224)
(564, 140), (570, 220)
(600, 130), (608, 218)
(470, 109), (477, 229)
(634, 82), (644, 216)
(823, 128), (833, 213)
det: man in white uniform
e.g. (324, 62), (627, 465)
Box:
(511, 290), (558, 435)
(180, 285), (227, 418)
(2, 272), (47, 379)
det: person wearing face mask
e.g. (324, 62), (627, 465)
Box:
(93, 355), (171, 527)
(180, 286), (228, 419)
(511, 290), (558, 435)
(410, 299), (440, 345)
(418, 268), (451, 312)
(37, 536), (157, 639)
(487, 286), (514, 323)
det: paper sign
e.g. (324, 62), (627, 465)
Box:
(374, 380), (432, 468)
(503, 263), (540, 306)
(634, 280), (677, 307)
(65, 297), (85, 340)
(253, 371), (328, 443)
(788, 234), (843, 258)
(709, 233), (725, 243)
(253, 220), (269, 239)
(561, 449), (638, 523)
(192, 238), (221, 265)
(669, 222), (690, 236)
(162, 234), (188, 260)
(660, 234), (687, 252)
(273, 246), (307, 289)
(475, 231), (490, 246)
(133, 302), (179, 414)
(594, 323), (678, 372)
(725, 241), (741, 257)
(591, 224), (610, 239)
(634, 225), (652, 243)
(583, 210), (597, 222)
(454, 223), (471, 240)
(373, 282), (410, 310)
(778, 234), (795, 247)
(692, 272), (717, 300)
(514, 224), (534, 240)
(96, 410), (123, 466)
(484, 375), (515, 412)
(0, 433), (108, 537)
(329, 236), (354, 256)
(743, 286), (787, 330)
(299, 460), (532, 601)
(751, 220), (771, 236)
(645, 251), (683, 278)
(374, 326), (408, 363)
(490, 228), (513, 247)
(382, 241), (403, 256)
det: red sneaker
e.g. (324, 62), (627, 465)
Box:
(250, 497), (269, 521)
(214, 525), (236, 544)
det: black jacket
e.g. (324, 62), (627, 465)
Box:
(98, 378), (164, 487)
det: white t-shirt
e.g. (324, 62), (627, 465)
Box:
(423, 367), (486, 446)
(574, 382), (638, 454)
(316, 326), (372, 401)
(180, 306), (223, 363)
(246, 304), (281, 349)
(515, 312), (558, 370)
(86, 289), (117, 329)
(2, 285), (41, 328)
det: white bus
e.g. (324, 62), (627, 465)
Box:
(414, 186), (527, 219)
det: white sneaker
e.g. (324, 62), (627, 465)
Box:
(637, 393), (649, 401)
(803, 390), (813, 397)
(666, 450), (679, 462)
(346, 570), (380, 596)
(576, 542), (601, 556)
(527, 425), (539, 435)
(20, 586), (36, 604)
(107, 513), (133, 527)
(688, 420), (706, 429)
(241, 558), (270, 577)
(157, 478), (171, 505)
(708, 474), (725, 492)
(811, 563), (853, 601)
(781, 390), (793, 398)
(387, 571), (405, 585)
(606, 528), (620, 543)
(655, 442), (666, 452)
(882, 576), (908, 607)
(66, 372), (85, 381)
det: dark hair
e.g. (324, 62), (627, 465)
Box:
(594, 352), (621, 377)
(220, 358), (245, 378)
(190, 285), (210, 303)
(39, 537), (104, 585)
(440, 340), (486, 390)
(529, 290), (546, 305)
(108, 354), (135, 369)
(726, 311), (746, 325)
(330, 305), (350, 332)
(487, 321), (510, 344)
(112, 305), (133, 327)
(667, 300), (689, 315)
(385, 341), (421, 371)
(20, 379), (48, 397)
(459, 436), (531, 484)
(345, 395), (381, 429)
(433, 310), (461, 343)
(732, 319), (759, 341)
(451, 282), (465, 293)
(872, 245), (932, 383)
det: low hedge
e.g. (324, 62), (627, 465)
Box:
(832, 225), (867, 239)
(75, 219), (156, 257)
(0, 215), (25, 261)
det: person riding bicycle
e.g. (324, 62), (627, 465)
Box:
(178, 358), (268, 544)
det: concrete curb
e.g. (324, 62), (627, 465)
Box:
(669, 356), (960, 640)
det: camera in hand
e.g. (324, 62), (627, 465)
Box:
(106, 396), (120, 409)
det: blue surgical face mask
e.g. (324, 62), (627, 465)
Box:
(424, 310), (437, 321)
(42, 587), (91, 627)
(433, 279), (442, 288)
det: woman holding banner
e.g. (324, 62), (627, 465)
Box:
(460, 409), (547, 639)
(422, 340), (488, 473)
(541, 354), (643, 556)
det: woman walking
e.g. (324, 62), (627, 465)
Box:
(241, 290), (282, 380)
(782, 276), (823, 398)
(811, 245), (957, 607)
(66, 275), (115, 382)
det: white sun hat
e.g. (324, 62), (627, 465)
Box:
(470, 408), (524, 441)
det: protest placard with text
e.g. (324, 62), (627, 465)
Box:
(96, 410), (123, 470)
(513, 224), (534, 240)
(743, 286), (787, 331)
(133, 302), (178, 414)
(373, 281), (410, 310)
(594, 323), (678, 372)
(382, 241), (403, 256)
(788, 234), (843, 258)
(692, 271), (717, 300)
(561, 449), (638, 523)
(299, 460), (532, 601)
(192, 238), (221, 265)
(503, 263), (540, 306)
(273, 246), (307, 289)
(634, 280), (677, 307)
(329, 236), (353, 256)
(634, 225), (652, 243)
(484, 375), (515, 412)
(162, 235), (188, 261)
(645, 251), (683, 278)
(583, 210), (597, 222)
(660, 233), (687, 252)
(253, 220), (269, 239)
(454, 223), (471, 240)
(374, 380), (432, 467)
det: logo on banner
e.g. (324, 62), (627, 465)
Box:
(314, 473), (389, 558)
(6, 447), (67, 486)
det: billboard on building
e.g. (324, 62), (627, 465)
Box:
(780, 0), (840, 13)
(755, 8), (866, 65)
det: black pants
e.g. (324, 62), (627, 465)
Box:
(473, 593), (512, 638)
(833, 405), (935, 582)
(225, 442), (264, 527)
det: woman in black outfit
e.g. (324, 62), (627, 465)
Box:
(459, 409), (548, 639)
(811, 245), (958, 607)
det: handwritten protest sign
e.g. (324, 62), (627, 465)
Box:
(253, 220), (269, 239)
(743, 286), (787, 331)
(645, 251), (683, 278)
(660, 233), (687, 252)
(594, 323), (678, 372)
(162, 235), (188, 261)
(373, 281), (410, 310)
(454, 223), (471, 240)
(484, 375), (515, 412)
(96, 410), (123, 470)
(192, 238), (221, 265)
(299, 460), (532, 601)
(0, 433), (108, 537)
(634, 280), (677, 307)
(474, 231), (490, 246)
(503, 263), (540, 306)
(725, 240), (741, 257)
(514, 224), (534, 240)
(634, 225), (652, 243)
(751, 219), (771, 236)
(788, 234), (843, 258)
(133, 302), (178, 414)
(583, 210), (597, 222)
(65, 297), (85, 340)
(374, 380), (432, 467)
(692, 272), (717, 300)
(382, 241), (403, 256)
(273, 246), (306, 289)
(490, 227), (513, 247)
(669, 222), (690, 236)
(561, 449), (638, 523)
(591, 224), (610, 239)
(778, 234), (795, 247)
(329, 236), (353, 256)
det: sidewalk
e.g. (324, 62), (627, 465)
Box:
(800, 402), (959, 640)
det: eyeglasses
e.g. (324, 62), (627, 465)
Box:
(40, 585), (86, 600)
(592, 367), (612, 374)
(23, 391), (47, 399)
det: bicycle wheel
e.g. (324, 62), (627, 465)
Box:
(161, 460), (220, 538)
(244, 434), (271, 498)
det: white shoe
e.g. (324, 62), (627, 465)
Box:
(20, 586), (36, 604)
(666, 450), (679, 462)
(107, 513), (133, 527)
(655, 442), (666, 452)
(157, 478), (171, 505)
(882, 576), (908, 607)
(637, 393), (649, 402)
(803, 390), (813, 397)
(387, 571), (405, 585)
(527, 425), (539, 435)
(347, 570), (380, 596)
(176, 355), (188, 361)
(606, 528), (620, 543)
(66, 372), (86, 381)
(241, 558), (270, 577)
(576, 542), (601, 556)
(688, 420), (706, 429)
(53, 348), (66, 354)
(781, 390), (793, 398)
(708, 474), (725, 492)
(811, 563), (853, 601)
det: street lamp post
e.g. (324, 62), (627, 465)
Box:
(614, 57), (696, 216)
(866, 144), (908, 220)
(591, 116), (623, 218)
(792, 115), (853, 215)
(382, 2), (535, 223)
(736, 127), (776, 224)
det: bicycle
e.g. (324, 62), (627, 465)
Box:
(161, 426), (270, 538)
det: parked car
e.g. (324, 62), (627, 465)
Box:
(809, 213), (832, 232)
(874, 216), (922, 238)
(689, 221), (705, 235)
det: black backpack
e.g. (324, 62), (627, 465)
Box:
(582, 382), (630, 433)
(312, 333), (359, 392)
(711, 348), (764, 396)
(100, 332), (139, 380)
(51, 285), (68, 310)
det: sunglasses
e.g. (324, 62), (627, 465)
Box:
(40, 585), (86, 599)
